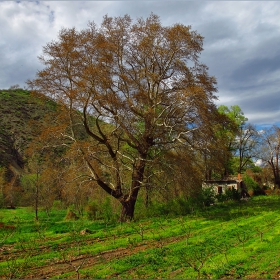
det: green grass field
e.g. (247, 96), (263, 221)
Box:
(1, 196), (280, 279)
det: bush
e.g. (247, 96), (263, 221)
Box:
(252, 186), (266, 196)
(100, 197), (117, 222)
(200, 186), (216, 206)
(141, 197), (196, 217)
(65, 209), (79, 220)
(52, 200), (65, 210)
(216, 188), (241, 202)
(176, 197), (195, 215)
(243, 174), (266, 196)
(85, 201), (99, 220)
(148, 188), (217, 217)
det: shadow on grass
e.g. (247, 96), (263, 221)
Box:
(197, 195), (280, 222)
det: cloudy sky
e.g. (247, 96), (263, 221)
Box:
(1, 1), (280, 128)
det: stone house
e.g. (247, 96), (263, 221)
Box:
(202, 179), (239, 195)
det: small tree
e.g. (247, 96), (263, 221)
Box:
(21, 151), (45, 220)
(21, 174), (40, 220)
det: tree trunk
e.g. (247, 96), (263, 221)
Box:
(270, 161), (280, 189)
(240, 181), (250, 198)
(35, 171), (39, 221)
(145, 185), (150, 208)
(120, 196), (137, 222)
(119, 153), (146, 221)
(274, 176), (280, 189)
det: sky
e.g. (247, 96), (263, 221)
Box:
(1, 1), (280, 128)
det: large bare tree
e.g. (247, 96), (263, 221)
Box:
(28, 14), (219, 220)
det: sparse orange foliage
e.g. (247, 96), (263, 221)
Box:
(28, 14), (220, 220)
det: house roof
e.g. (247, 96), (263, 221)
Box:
(203, 180), (238, 184)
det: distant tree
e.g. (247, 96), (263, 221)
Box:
(21, 174), (40, 220)
(24, 122), (68, 216)
(28, 14), (220, 220)
(258, 125), (280, 189)
(9, 84), (20, 90)
(217, 105), (257, 176)
(202, 109), (237, 180)
(22, 141), (51, 220)
(218, 105), (247, 127)
(234, 123), (259, 174)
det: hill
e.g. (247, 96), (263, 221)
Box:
(0, 88), (56, 175)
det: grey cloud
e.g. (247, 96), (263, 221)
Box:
(94, 1), (209, 31)
(231, 55), (280, 84)
(245, 91), (280, 113)
(1, 1), (280, 127)
(197, 18), (239, 46)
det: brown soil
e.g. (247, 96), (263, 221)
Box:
(0, 222), (16, 230)
(0, 234), (183, 279)
(26, 243), (149, 279)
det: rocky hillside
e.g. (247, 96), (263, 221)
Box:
(0, 88), (56, 173)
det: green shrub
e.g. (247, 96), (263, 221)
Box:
(200, 186), (216, 206)
(65, 208), (79, 220)
(85, 201), (99, 220)
(216, 188), (241, 202)
(141, 200), (179, 217)
(243, 174), (266, 196)
(176, 197), (194, 215)
(143, 195), (205, 217)
(52, 200), (65, 210)
(98, 197), (119, 223)
(252, 186), (266, 196)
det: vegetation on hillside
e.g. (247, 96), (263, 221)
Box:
(0, 87), (57, 208)
(0, 87), (55, 169)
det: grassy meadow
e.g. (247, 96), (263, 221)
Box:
(1, 195), (280, 279)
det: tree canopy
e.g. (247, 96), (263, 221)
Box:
(28, 14), (220, 220)
(218, 105), (258, 176)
